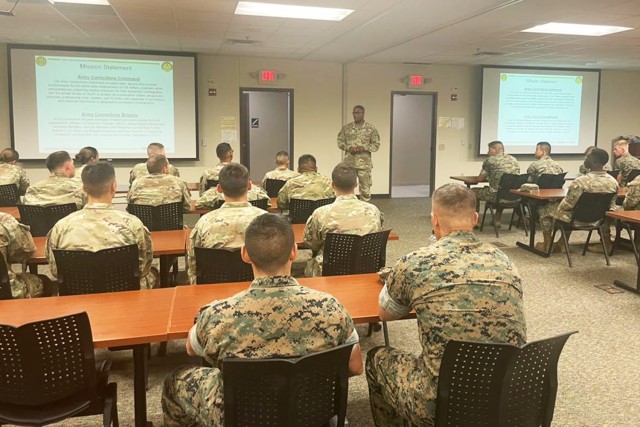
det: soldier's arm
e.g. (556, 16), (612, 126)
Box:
(19, 170), (29, 195)
(478, 159), (490, 180)
(6, 221), (36, 263)
(624, 184), (640, 209)
(337, 127), (349, 151)
(365, 127), (381, 153)
(138, 225), (154, 280)
(199, 173), (207, 195)
(349, 344), (364, 376)
(181, 181), (192, 212)
(187, 228), (198, 285)
(171, 165), (180, 177)
(45, 227), (59, 278)
(558, 183), (583, 212)
(276, 184), (290, 210)
(303, 214), (323, 252)
(195, 189), (217, 209)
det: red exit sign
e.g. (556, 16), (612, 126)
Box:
(260, 70), (276, 83)
(409, 75), (423, 87)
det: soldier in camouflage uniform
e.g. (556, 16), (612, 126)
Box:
(303, 163), (383, 276)
(579, 146), (611, 175)
(188, 163), (266, 284)
(195, 182), (270, 209)
(0, 212), (46, 298)
(276, 154), (335, 211)
(46, 163), (159, 290)
(128, 154), (192, 212)
(537, 148), (619, 253)
(0, 148), (29, 195)
(129, 142), (180, 185)
(73, 146), (99, 180)
(199, 143), (233, 195)
(527, 142), (563, 183)
(24, 151), (87, 209)
(366, 183), (526, 426)
(261, 151), (299, 187)
(338, 105), (380, 202)
(613, 136), (640, 186)
(163, 213), (363, 426)
(623, 175), (640, 210)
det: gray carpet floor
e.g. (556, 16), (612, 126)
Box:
(38, 198), (640, 426)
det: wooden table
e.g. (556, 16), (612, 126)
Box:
(0, 287), (175, 427)
(606, 210), (640, 294)
(0, 206), (19, 220)
(450, 176), (486, 188)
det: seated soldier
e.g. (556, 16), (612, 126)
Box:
(73, 146), (100, 179)
(527, 141), (563, 183)
(187, 163), (266, 284)
(195, 181), (270, 209)
(579, 145), (611, 174)
(24, 151), (87, 209)
(0, 212), (48, 298)
(366, 183), (526, 426)
(199, 142), (233, 195)
(624, 174), (640, 210)
(162, 213), (363, 426)
(303, 163), (383, 276)
(276, 154), (335, 211)
(613, 136), (640, 186)
(128, 154), (192, 212)
(130, 142), (180, 185)
(46, 163), (159, 290)
(261, 150), (299, 187)
(0, 148), (29, 195)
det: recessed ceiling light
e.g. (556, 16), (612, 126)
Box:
(522, 22), (632, 36)
(235, 1), (353, 21)
(49, 0), (110, 5)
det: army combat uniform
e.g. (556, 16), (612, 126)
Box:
(195, 185), (270, 210)
(579, 163), (611, 175)
(473, 153), (520, 204)
(276, 171), (335, 211)
(623, 175), (640, 210)
(0, 163), (29, 195)
(615, 153), (640, 186)
(0, 213), (44, 298)
(366, 230), (527, 426)
(127, 173), (192, 212)
(187, 202), (266, 284)
(199, 162), (230, 195)
(129, 162), (180, 186)
(24, 172), (87, 209)
(261, 167), (298, 188)
(46, 203), (159, 290)
(303, 194), (383, 276)
(338, 121), (380, 201)
(527, 155), (563, 183)
(162, 275), (358, 427)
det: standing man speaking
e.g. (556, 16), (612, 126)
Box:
(337, 105), (380, 201)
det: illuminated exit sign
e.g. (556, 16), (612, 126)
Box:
(409, 75), (424, 88)
(259, 70), (276, 83)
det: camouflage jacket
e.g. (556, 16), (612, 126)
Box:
(195, 185), (270, 210)
(480, 153), (520, 193)
(554, 171), (619, 223)
(276, 172), (335, 210)
(527, 155), (563, 183)
(261, 167), (299, 187)
(338, 121), (380, 170)
(24, 173), (87, 209)
(0, 163), (29, 195)
(624, 175), (640, 210)
(127, 173), (192, 212)
(199, 162), (229, 195)
(130, 162), (180, 185)
(0, 213), (42, 298)
(615, 153), (640, 186)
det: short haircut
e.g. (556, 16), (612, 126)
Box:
(75, 146), (98, 165)
(147, 142), (165, 156)
(219, 163), (249, 198)
(46, 151), (72, 172)
(586, 148), (609, 168)
(0, 148), (19, 163)
(216, 143), (233, 160)
(82, 162), (115, 198)
(432, 183), (476, 215)
(488, 141), (504, 151)
(353, 105), (365, 112)
(583, 145), (596, 155)
(537, 142), (551, 154)
(275, 151), (290, 166)
(612, 136), (627, 145)
(244, 214), (294, 274)
(298, 154), (317, 169)
(332, 163), (357, 191)
(147, 154), (168, 174)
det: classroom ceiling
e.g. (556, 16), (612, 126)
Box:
(2, 0), (640, 69)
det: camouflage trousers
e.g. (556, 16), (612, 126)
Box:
(357, 167), (373, 202)
(366, 346), (435, 427)
(472, 186), (497, 212)
(162, 365), (224, 427)
(141, 266), (160, 290)
(538, 201), (612, 239)
(10, 273), (44, 299)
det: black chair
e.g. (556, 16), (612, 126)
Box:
(249, 198), (269, 211)
(322, 230), (391, 277)
(53, 244), (140, 295)
(546, 192), (617, 267)
(607, 169), (620, 179)
(265, 178), (287, 198)
(223, 342), (354, 427)
(0, 183), (20, 207)
(480, 173), (530, 238)
(17, 203), (77, 237)
(205, 179), (219, 192)
(0, 312), (118, 427)
(626, 169), (640, 184)
(434, 331), (576, 427)
(0, 253), (12, 300)
(126, 201), (183, 231)
(289, 198), (336, 224)
(194, 247), (254, 284)
(537, 172), (567, 189)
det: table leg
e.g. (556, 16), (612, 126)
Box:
(515, 199), (550, 257)
(612, 226), (640, 294)
(133, 344), (152, 427)
(160, 255), (169, 288)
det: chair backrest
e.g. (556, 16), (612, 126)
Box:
(627, 169), (640, 183)
(0, 312), (97, 407)
(205, 179), (219, 191)
(53, 244), (140, 295)
(223, 342), (354, 427)
(0, 253), (12, 300)
(265, 179), (287, 198)
(289, 198), (336, 224)
(607, 169), (620, 179)
(249, 198), (269, 211)
(322, 230), (391, 276)
(537, 172), (567, 189)
(17, 203), (78, 237)
(435, 331), (577, 427)
(0, 184), (20, 207)
(127, 202), (183, 231)
(496, 174), (531, 202)
(194, 247), (254, 284)
(570, 192), (617, 225)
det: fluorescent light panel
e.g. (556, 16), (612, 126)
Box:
(522, 22), (632, 36)
(235, 1), (353, 21)
(50, 0), (110, 5)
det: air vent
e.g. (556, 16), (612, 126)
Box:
(473, 51), (504, 57)
(226, 38), (258, 45)
(403, 61), (432, 65)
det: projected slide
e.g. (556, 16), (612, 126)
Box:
(497, 73), (583, 145)
(35, 56), (175, 153)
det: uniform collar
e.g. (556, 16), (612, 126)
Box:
(220, 201), (251, 208)
(250, 275), (299, 289)
(51, 171), (69, 178)
(84, 203), (113, 210)
(336, 194), (357, 201)
(441, 230), (477, 242)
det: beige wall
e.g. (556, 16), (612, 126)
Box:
(0, 44), (636, 192)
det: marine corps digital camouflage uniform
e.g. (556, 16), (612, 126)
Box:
(527, 155), (563, 183)
(303, 194), (383, 276)
(195, 185), (270, 210)
(161, 275), (358, 427)
(46, 203), (159, 290)
(0, 163), (29, 195)
(199, 162), (230, 195)
(366, 230), (526, 426)
(614, 152), (640, 186)
(276, 171), (335, 211)
(473, 153), (520, 204)
(187, 202), (266, 284)
(261, 167), (299, 187)
(24, 172), (87, 209)
(129, 162), (180, 185)
(623, 175), (640, 210)
(338, 121), (380, 201)
(127, 173), (192, 212)
(0, 213), (44, 298)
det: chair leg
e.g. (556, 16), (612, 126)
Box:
(560, 229), (572, 267)
(628, 225), (640, 263)
(508, 208), (516, 231)
(583, 230), (593, 256)
(487, 205), (499, 238)
(547, 228), (558, 256)
(480, 204), (489, 231)
(611, 221), (623, 256)
(519, 204), (529, 236)
(157, 341), (168, 357)
(382, 322), (390, 346)
(600, 226), (611, 266)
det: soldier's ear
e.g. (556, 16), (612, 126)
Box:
(290, 243), (298, 261)
(216, 184), (223, 193)
(246, 181), (252, 190)
(241, 245), (252, 264)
